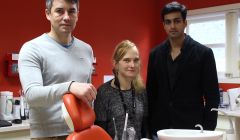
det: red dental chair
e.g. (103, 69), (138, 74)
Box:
(62, 93), (112, 140)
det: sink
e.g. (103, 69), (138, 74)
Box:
(157, 129), (224, 140)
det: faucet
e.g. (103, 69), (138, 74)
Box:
(195, 124), (204, 133)
(211, 108), (234, 134)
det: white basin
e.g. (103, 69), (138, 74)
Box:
(157, 129), (224, 140)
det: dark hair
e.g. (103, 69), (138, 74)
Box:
(46, 0), (79, 11)
(161, 1), (187, 21)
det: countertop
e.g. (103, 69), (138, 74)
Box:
(0, 120), (30, 133)
(218, 108), (240, 117)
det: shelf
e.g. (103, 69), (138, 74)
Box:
(218, 78), (240, 84)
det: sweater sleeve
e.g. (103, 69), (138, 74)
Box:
(18, 42), (71, 107)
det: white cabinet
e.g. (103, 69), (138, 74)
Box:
(216, 110), (240, 140)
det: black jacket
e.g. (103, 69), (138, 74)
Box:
(146, 35), (220, 135)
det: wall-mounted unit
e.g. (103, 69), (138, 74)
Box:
(6, 53), (19, 77)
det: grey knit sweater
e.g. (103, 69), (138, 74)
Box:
(18, 33), (93, 138)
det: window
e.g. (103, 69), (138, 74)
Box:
(187, 17), (226, 72)
(186, 5), (240, 79)
(239, 18), (240, 41)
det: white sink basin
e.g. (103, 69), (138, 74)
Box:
(157, 129), (224, 140)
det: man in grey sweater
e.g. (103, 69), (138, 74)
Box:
(18, 0), (97, 139)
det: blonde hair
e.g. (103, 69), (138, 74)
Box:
(112, 40), (145, 93)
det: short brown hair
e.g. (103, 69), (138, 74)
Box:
(46, 0), (79, 11)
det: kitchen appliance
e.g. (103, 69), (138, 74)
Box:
(227, 88), (240, 111)
(0, 91), (13, 120)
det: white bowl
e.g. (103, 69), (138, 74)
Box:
(157, 129), (224, 140)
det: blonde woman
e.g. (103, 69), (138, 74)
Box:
(94, 40), (148, 140)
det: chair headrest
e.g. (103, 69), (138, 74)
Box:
(62, 93), (95, 132)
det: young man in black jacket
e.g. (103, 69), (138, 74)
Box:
(146, 1), (220, 139)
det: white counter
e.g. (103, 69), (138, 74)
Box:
(0, 120), (30, 133)
(0, 120), (30, 140)
(218, 108), (240, 117)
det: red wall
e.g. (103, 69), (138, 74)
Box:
(219, 83), (240, 91)
(0, 1), (49, 96)
(0, 0), (239, 96)
(76, 0), (161, 87)
(0, 0), (161, 96)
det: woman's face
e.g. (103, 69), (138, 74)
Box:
(115, 47), (140, 80)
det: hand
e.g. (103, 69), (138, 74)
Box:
(69, 82), (97, 103)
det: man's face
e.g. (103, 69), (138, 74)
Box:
(45, 0), (78, 35)
(163, 12), (187, 39)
